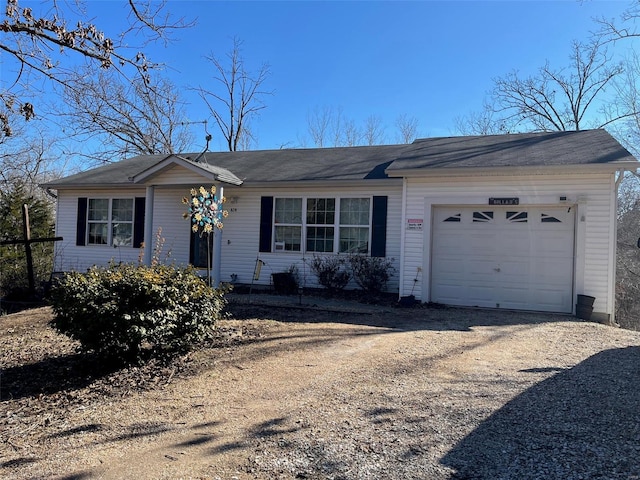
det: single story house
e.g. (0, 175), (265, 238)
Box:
(44, 129), (638, 323)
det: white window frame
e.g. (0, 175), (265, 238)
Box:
(338, 197), (371, 254)
(272, 196), (372, 254)
(87, 197), (134, 247)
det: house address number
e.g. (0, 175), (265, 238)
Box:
(489, 197), (519, 206)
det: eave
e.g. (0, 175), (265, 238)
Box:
(130, 155), (244, 186)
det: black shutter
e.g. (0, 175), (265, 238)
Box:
(371, 196), (387, 257)
(259, 196), (274, 253)
(133, 197), (146, 248)
(76, 197), (87, 246)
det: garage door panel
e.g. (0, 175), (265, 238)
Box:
(466, 287), (501, 307)
(433, 232), (467, 249)
(533, 288), (571, 312)
(431, 206), (574, 313)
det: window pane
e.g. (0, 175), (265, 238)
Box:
(339, 226), (369, 253)
(112, 199), (133, 221)
(306, 226), (335, 252)
(275, 198), (302, 224)
(275, 225), (301, 251)
(112, 223), (133, 246)
(88, 223), (108, 245)
(340, 198), (370, 225)
(88, 199), (109, 221)
(307, 198), (335, 224)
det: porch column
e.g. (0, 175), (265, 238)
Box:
(143, 185), (155, 266)
(212, 185), (223, 287)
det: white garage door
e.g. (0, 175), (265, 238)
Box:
(431, 206), (575, 313)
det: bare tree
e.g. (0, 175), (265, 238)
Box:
(453, 101), (512, 136)
(305, 106), (364, 147)
(395, 114), (419, 143)
(0, 111), (62, 189)
(363, 115), (386, 145)
(195, 37), (272, 151)
(305, 108), (421, 147)
(455, 38), (632, 136)
(60, 68), (192, 163)
(494, 39), (627, 132)
(596, 1), (640, 43)
(0, 0), (191, 136)
(602, 51), (640, 157)
(307, 106), (332, 148)
(342, 118), (361, 147)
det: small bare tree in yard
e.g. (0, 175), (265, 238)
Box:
(0, 0), (190, 137)
(195, 37), (272, 151)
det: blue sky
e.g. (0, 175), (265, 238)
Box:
(33, 1), (640, 151)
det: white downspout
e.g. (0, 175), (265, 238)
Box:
(398, 177), (408, 299)
(611, 169), (626, 325)
(143, 185), (155, 266)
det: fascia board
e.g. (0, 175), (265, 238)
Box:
(235, 178), (403, 189)
(385, 163), (639, 178)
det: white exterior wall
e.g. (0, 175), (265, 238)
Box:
(214, 184), (403, 292)
(54, 180), (403, 293)
(401, 173), (616, 319)
(54, 188), (147, 271)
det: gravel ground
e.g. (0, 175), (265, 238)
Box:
(1, 299), (639, 479)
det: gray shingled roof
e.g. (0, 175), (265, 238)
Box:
(45, 130), (636, 188)
(386, 129), (636, 172)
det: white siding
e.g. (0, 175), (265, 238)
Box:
(214, 185), (403, 293)
(54, 182), (403, 294)
(401, 173), (616, 318)
(54, 189), (146, 271)
(146, 165), (212, 186)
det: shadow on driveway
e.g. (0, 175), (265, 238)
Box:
(440, 346), (640, 478)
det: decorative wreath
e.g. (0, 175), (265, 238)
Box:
(182, 186), (229, 234)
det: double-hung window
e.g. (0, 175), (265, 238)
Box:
(270, 197), (372, 254)
(87, 198), (134, 246)
(339, 198), (370, 253)
(274, 198), (303, 251)
(306, 198), (335, 252)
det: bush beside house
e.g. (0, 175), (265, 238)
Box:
(49, 262), (227, 363)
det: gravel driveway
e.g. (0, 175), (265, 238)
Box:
(1, 302), (639, 479)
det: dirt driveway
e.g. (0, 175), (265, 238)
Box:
(2, 301), (640, 479)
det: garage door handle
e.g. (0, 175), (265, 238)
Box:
(494, 268), (501, 272)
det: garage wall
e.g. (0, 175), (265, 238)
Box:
(401, 172), (616, 318)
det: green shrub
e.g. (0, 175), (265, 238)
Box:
(348, 255), (395, 294)
(309, 255), (350, 292)
(49, 262), (226, 362)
